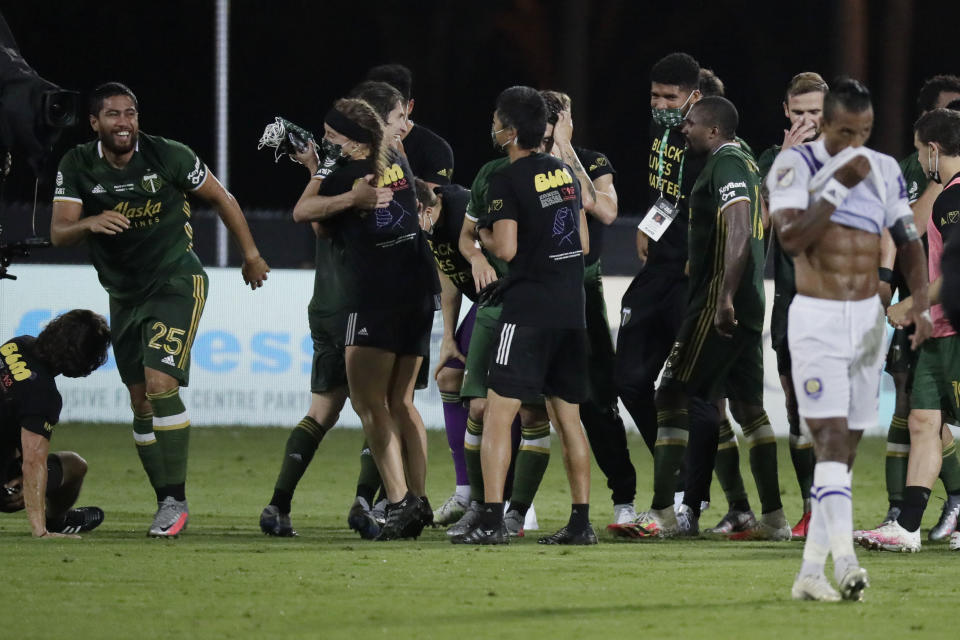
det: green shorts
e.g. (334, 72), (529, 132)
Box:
(460, 304), (502, 401)
(308, 310), (348, 393)
(109, 269), (208, 387)
(910, 335), (960, 414)
(661, 306), (763, 405)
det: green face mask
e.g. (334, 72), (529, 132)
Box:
(652, 91), (694, 128)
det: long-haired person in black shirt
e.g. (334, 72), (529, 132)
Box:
(457, 86), (595, 545)
(292, 98), (440, 540)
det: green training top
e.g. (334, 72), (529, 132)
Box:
(759, 144), (795, 348)
(687, 142), (766, 333)
(466, 157), (511, 278)
(54, 132), (207, 304)
(900, 152), (927, 205)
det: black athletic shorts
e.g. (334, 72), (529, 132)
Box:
(344, 299), (434, 358)
(487, 323), (588, 404)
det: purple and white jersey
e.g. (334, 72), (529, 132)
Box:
(766, 139), (912, 235)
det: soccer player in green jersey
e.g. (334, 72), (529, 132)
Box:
(754, 72), (828, 539)
(51, 82), (271, 537)
(627, 96), (788, 540)
(877, 76), (960, 538)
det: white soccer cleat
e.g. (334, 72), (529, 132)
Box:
(523, 504), (539, 531)
(837, 566), (869, 601)
(612, 503), (637, 526)
(432, 493), (469, 526)
(675, 503), (700, 537)
(950, 531), (960, 550)
(857, 520), (921, 552)
(791, 573), (841, 602)
(148, 497), (189, 538)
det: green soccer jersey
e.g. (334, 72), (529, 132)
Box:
(54, 133), (207, 304)
(466, 157), (511, 278)
(308, 235), (355, 317)
(687, 142), (766, 333)
(900, 152), (927, 205)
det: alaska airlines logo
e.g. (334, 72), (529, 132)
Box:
(534, 168), (573, 193)
(1, 343), (32, 382)
(378, 163), (406, 187)
(115, 199), (163, 218)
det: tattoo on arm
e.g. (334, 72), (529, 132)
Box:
(890, 217), (920, 247)
(560, 146), (597, 204)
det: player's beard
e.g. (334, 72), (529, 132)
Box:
(100, 129), (138, 155)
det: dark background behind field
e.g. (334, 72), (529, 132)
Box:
(1, 0), (955, 270)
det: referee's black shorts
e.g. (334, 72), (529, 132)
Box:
(487, 323), (588, 404)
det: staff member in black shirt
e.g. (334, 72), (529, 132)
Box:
(1, 310), (111, 537)
(293, 98), (440, 540)
(457, 86), (594, 545)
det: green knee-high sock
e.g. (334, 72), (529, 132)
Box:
(510, 421), (551, 509)
(465, 417), (485, 503)
(715, 418), (750, 511)
(271, 417), (328, 512)
(788, 417), (814, 505)
(885, 415), (910, 507)
(652, 409), (689, 510)
(939, 440), (960, 494)
(147, 388), (190, 500)
(356, 440), (381, 505)
(133, 409), (166, 501)
(742, 412), (783, 515)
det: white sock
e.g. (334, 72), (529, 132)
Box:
(455, 485), (471, 501)
(814, 461), (858, 582)
(800, 489), (828, 577)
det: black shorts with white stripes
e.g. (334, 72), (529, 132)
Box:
(487, 323), (588, 404)
(344, 299), (434, 357)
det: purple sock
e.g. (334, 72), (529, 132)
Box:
(441, 394), (470, 486)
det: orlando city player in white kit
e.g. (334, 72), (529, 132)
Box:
(769, 79), (931, 601)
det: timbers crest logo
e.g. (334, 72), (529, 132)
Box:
(141, 172), (164, 194)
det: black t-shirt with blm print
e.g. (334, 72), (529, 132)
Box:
(404, 123), (455, 185)
(576, 147), (616, 266)
(486, 153), (585, 328)
(428, 183), (477, 301)
(1, 337), (61, 458)
(318, 151), (440, 311)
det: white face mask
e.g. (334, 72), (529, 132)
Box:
(928, 144), (942, 184)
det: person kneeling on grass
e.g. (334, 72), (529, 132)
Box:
(0, 310), (112, 538)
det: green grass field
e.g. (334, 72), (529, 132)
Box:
(2, 424), (957, 639)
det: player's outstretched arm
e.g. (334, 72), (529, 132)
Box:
(589, 174), (618, 225)
(194, 172), (270, 289)
(20, 428), (77, 539)
(50, 201), (130, 246)
(553, 111), (597, 212)
(773, 155), (871, 256)
(292, 174), (391, 224)
(715, 200), (751, 337)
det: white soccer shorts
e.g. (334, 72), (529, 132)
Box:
(788, 294), (886, 431)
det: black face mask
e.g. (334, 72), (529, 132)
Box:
(320, 137), (344, 162)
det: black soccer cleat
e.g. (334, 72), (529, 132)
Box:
(260, 505), (297, 537)
(537, 524), (598, 546)
(451, 523), (509, 545)
(418, 496), (434, 528)
(347, 498), (380, 540)
(375, 493), (424, 541)
(49, 506), (105, 534)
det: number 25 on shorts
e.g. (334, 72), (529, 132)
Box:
(148, 321), (185, 355)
